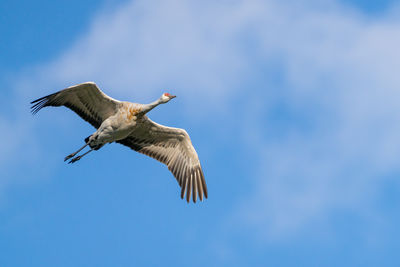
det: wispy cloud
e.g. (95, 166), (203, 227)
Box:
(37, 0), (253, 109)
(6, 0), (400, 245)
(234, 0), (400, 240)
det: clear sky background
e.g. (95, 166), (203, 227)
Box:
(1, 0), (400, 266)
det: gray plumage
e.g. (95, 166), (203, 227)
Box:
(31, 82), (207, 203)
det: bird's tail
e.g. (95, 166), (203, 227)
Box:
(85, 135), (103, 150)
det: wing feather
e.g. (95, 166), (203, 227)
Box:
(197, 169), (204, 201)
(117, 116), (207, 203)
(192, 170), (197, 203)
(186, 173), (192, 202)
(31, 82), (120, 128)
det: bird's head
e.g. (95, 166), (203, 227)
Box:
(160, 92), (176, 103)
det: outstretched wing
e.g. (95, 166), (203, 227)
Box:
(31, 82), (120, 128)
(117, 116), (207, 203)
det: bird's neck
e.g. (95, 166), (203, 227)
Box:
(142, 98), (162, 114)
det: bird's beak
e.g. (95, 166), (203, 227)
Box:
(170, 95), (176, 99)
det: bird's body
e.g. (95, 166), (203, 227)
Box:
(89, 102), (142, 148)
(31, 82), (207, 203)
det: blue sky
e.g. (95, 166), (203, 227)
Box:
(1, 0), (400, 266)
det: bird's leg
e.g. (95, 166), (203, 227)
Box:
(68, 148), (94, 164)
(64, 143), (89, 161)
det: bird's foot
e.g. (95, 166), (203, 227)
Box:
(68, 156), (81, 164)
(64, 153), (76, 162)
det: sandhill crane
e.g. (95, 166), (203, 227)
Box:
(31, 82), (207, 203)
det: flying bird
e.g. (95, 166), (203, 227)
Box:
(31, 82), (207, 203)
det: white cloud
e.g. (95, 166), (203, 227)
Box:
(234, 0), (400, 239)
(37, 0), (253, 111)
(7, 0), (400, 242)
(0, 111), (46, 200)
